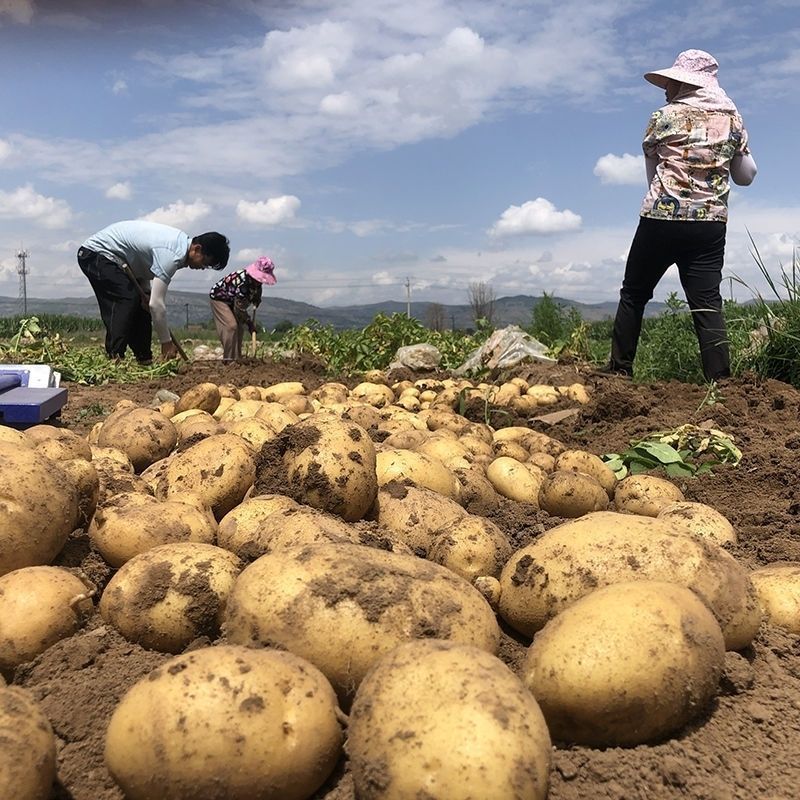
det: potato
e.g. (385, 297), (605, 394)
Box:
(416, 436), (471, 465)
(452, 466), (501, 514)
(95, 461), (153, 505)
(498, 511), (761, 650)
(26, 425), (92, 462)
(223, 416), (277, 451)
(372, 482), (466, 553)
(394, 394), (420, 412)
(174, 382), (221, 414)
(527, 384), (560, 406)
(511, 395), (540, 415)
(97, 407), (178, 473)
(0, 423), (31, 448)
(175, 411), (221, 443)
(105, 645), (342, 800)
(225, 543), (500, 701)
(0, 443), (80, 576)
(0, 686), (56, 800)
(100, 543), (243, 652)
(657, 501), (737, 546)
(87, 420), (103, 444)
(262, 381), (307, 401)
(429, 515), (512, 581)
(91, 445), (133, 471)
(212, 396), (237, 419)
(614, 474), (685, 516)
(538, 470), (609, 518)
(424, 408), (471, 435)
(376, 449), (460, 501)
(89, 493), (217, 567)
(280, 394), (314, 415)
(238, 385), (264, 401)
(59, 458), (100, 528)
(486, 456), (544, 504)
(254, 402), (300, 432)
(162, 433), (257, 520)
(750, 564), (800, 634)
(217, 383), (240, 399)
(566, 382), (590, 404)
(349, 641), (551, 800)
(524, 581), (725, 746)
(219, 399), (264, 423)
(351, 382), (395, 407)
(382, 429), (429, 450)
(310, 382), (348, 406)
(0, 566), (94, 674)
(555, 449), (617, 497)
(216, 494), (300, 556)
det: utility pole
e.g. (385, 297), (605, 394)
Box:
(17, 248), (29, 316)
(405, 277), (411, 318)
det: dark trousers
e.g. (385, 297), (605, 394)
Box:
(610, 217), (730, 381)
(77, 247), (153, 362)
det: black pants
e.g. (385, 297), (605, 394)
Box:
(77, 247), (153, 362)
(610, 217), (730, 381)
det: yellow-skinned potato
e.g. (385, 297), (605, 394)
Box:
(261, 381), (306, 402)
(217, 383), (240, 399)
(615, 474), (685, 516)
(566, 382), (591, 404)
(486, 456), (543, 504)
(170, 408), (207, 426)
(0, 686), (57, 800)
(174, 382), (221, 414)
(105, 645), (343, 800)
(750, 564), (800, 634)
(657, 501), (737, 546)
(492, 439), (529, 462)
(224, 543), (500, 702)
(279, 394), (314, 415)
(416, 436), (471, 465)
(523, 581), (725, 746)
(492, 382), (522, 406)
(87, 421), (103, 444)
(310, 382), (348, 406)
(351, 382), (395, 407)
(0, 566), (94, 674)
(452, 466), (501, 515)
(349, 641), (551, 800)
(510, 376), (530, 391)
(429, 515), (512, 581)
(97, 406), (178, 473)
(498, 511), (761, 650)
(238, 385), (264, 401)
(59, 458), (100, 528)
(458, 434), (493, 459)
(95, 461), (153, 506)
(26, 425), (92, 462)
(156, 400), (176, 418)
(100, 542), (243, 652)
(219, 399), (264, 423)
(217, 495), (301, 558)
(163, 433), (257, 520)
(0, 443), (80, 576)
(176, 411), (222, 443)
(422, 408), (469, 435)
(528, 451), (556, 472)
(511, 395), (540, 415)
(538, 470), (609, 518)
(341, 402), (382, 431)
(527, 384), (560, 406)
(382, 429), (429, 450)
(223, 416), (277, 451)
(0, 424), (31, 447)
(371, 482), (466, 553)
(394, 394), (420, 412)
(254, 401), (300, 432)
(376, 449), (460, 501)
(89, 493), (217, 567)
(555, 449), (617, 497)
(212, 396), (237, 419)
(91, 445), (133, 471)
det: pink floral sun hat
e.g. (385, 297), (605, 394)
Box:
(245, 256), (277, 285)
(644, 49), (720, 89)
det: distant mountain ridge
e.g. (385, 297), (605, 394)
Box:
(0, 292), (665, 330)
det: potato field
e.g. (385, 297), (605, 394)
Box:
(2, 357), (800, 800)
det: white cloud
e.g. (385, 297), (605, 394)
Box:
(594, 153), (646, 185)
(372, 271), (395, 285)
(106, 181), (132, 200)
(488, 198), (582, 237)
(0, 0), (34, 24)
(236, 248), (264, 262)
(140, 199), (211, 229)
(0, 139), (10, 161)
(112, 79), (128, 95)
(319, 91), (360, 115)
(236, 195), (300, 226)
(0, 185), (72, 228)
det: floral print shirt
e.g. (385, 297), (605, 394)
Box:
(639, 103), (750, 223)
(209, 270), (262, 320)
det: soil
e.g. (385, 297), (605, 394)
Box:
(14, 357), (800, 799)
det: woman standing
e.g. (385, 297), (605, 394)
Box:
(605, 49), (757, 381)
(210, 256), (276, 361)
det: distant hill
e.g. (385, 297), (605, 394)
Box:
(0, 292), (666, 331)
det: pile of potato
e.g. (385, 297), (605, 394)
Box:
(0, 372), (792, 800)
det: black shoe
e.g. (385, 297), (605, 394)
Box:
(585, 363), (632, 379)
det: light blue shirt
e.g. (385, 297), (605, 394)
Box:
(81, 220), (189, 285)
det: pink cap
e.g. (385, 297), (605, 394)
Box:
(644, 49), (720, 89)
(245, 256), (277, 285)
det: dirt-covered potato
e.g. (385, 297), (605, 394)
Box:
(614, 474), (685, 516)
(429, 515), (512, 581)
(224, 542), (501, 701)
(97, 406), (178, 473)
(91, 445), (133, 471)
(217, 494), (301, 557)
(174, 382), (221, 414)
(0, 423), (32, 447)
(174, 411), (221, 443)
(538, 470), (609, 518)
(218, 398), (264, 423)
(0, 443), (80, 576)
(350, 382), (395, 407)
(376, 448), (460, 501)
(554, 449), (617, 498)
(486, 456), (544, 504)
(162, 433), (257, 520)
(105, 645), (343, 800)
(26, 425), (92, 462)
(310, 382), (349, 406)
(371, 482), (467, 553)
(750, 564), (800, 634)
(100, 542), (243, 652)
(523, 581), (725, 746)
(452, 466), (501, 515)
(349, 641), (551, 800)
(95, 461), (153, 506)
(261, 381), (306, 402)
(222, 416), (277, 451)
(254, 401), (300, 432)
(657, 501), (737, 546)
(59, 458), (100, 528)
(0, 686), (57, 800)
(0, 566), (94, 674)
(498, 511), (761, 650)
(89, 493), (218, 567)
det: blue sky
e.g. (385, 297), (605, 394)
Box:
(0, 0), (798, 309)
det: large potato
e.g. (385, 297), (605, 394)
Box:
(0, 566), (94, 674)
(750, 564), (800, 634)
(429, 515), (512, 581)
(376, 448), (460, 501)
(162, 433), (257, 520)
(554, 449), (617, 497)
(0, 443), (79, 576)
(225, 543), (501, 701)
(486, 456), (544, 504)
(26, 425), (92, 462)
(89, 493), (217, 567)
(59, 457), (100, 529)
(217, 494), (300, 558)
(97, 407), (178, 473)
(614, 474), (685, 516)
(523, 581), (725, 746)
(100, 543), (243, 652)
(105, 645), (342, 800)
(498, 511), (760, 650)
(657, 501), (737, 546)
(452, 466), (501, 515)
(174, 382), (221, 414)
(0, 687), (56, 800)
(349, 641), (551, 800)
(538, 470), (609, 518)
